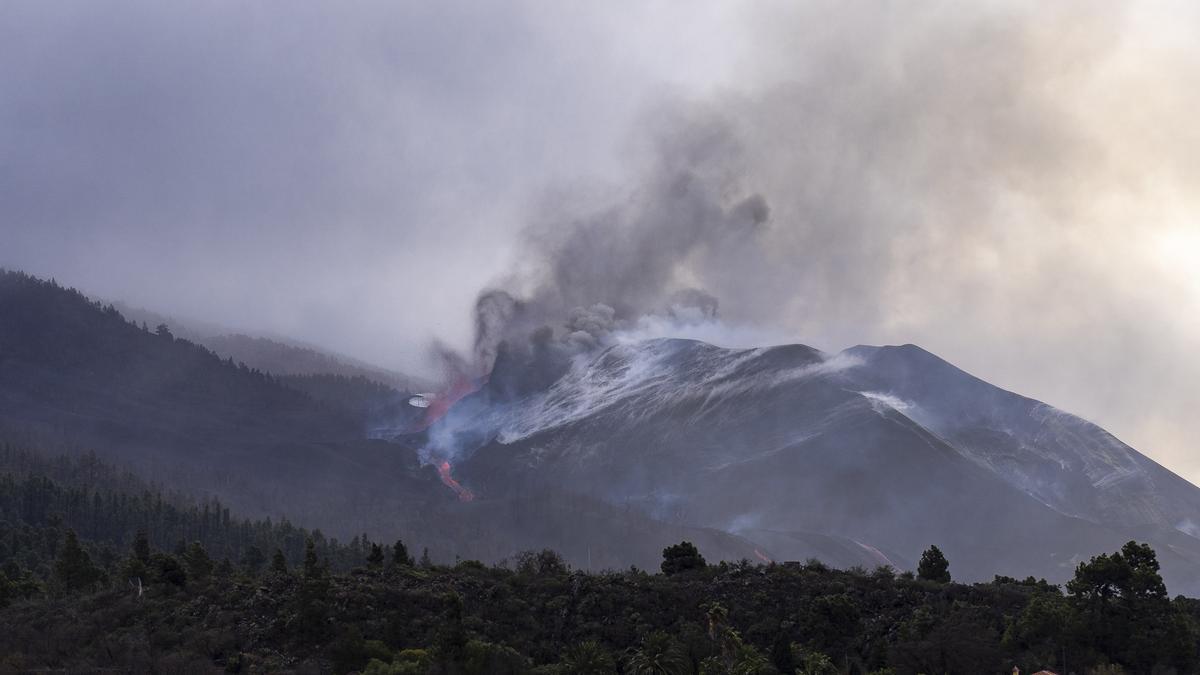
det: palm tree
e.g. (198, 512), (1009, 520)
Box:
(626, 631), (691, 675)
(563, 639), (617, 674)
(700, 602), (773, 675)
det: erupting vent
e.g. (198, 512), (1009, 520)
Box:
(414, 374), (484, 501)
(423, 376), (477, 426)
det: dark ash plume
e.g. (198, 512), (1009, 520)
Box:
(464, 108), (772, 379)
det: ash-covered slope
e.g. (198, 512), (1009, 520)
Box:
(457, 337), (1200, 593)
(840, 344), (1200, 537)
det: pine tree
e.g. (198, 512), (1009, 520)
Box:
(123, 529), (151, 580)
(367, 543), (384, 569)
(392, 539), (413, 567)
(298, 537), (330, 640)
(917, 545), (951, 583)
(661, 541), (706, 575)
(242, 546), (266, 575)
(54, 530), (100, 593)
(183, 541), (213, 581)
(270, 549), (288, 574)
(132, 529), (151, 564)
(303, 537), (321, 578)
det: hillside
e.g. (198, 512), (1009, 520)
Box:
(0, 272), (769, 569)
(202, 333), (428, 392)
(111, 301), (427, 391)
(0, 443), (387, 574)
(0, 270), (442, 536)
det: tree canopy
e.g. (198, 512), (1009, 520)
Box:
(917, 544), (951, 583)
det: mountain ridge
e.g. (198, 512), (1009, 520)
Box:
(5, 268), (1200, 591)
(108, 300), (429, 391)
(449, 336), (1200, 593)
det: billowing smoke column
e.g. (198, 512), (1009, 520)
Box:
(469, 112), (771, 373)
(407, 110), (774, 500)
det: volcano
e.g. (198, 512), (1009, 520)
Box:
(7, 270), (1200, 589)
(438, 337), (1200, 594)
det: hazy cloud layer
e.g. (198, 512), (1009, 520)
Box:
(1, 0), (744, 368)
(724, 1), (1200, 480)
(3, 2), (1200, 480)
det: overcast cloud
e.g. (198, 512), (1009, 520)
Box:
(3, 1), (1199, 481)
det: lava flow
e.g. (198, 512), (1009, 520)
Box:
(753, 548), (773, 563)
(436, 460), (475, 502)
(423, 376), (477, 426)
(417, 373), (483, 501)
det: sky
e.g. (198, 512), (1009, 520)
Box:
(2, 1), (1199, 481)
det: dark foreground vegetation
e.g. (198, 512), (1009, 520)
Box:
(3, 450), (1200, 674)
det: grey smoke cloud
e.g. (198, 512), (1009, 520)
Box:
(717, 1), (1200, 483)
(1, 0), (734, 371)
(3, 1), (1200, 483)
(470, 106), (772, 367)
(474, 0), (1200, 481)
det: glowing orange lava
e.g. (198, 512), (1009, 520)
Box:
(422, 375), (481, 428)
(416, 373), (484, 500)
(436, 460), (475, 502)
(753, 548), (773, 563)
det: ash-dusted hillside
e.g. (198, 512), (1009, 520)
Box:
(841, 343), (1200, 536)
(449, 337), (1200, 594)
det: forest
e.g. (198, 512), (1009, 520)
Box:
(3, 447), (1199, 674)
